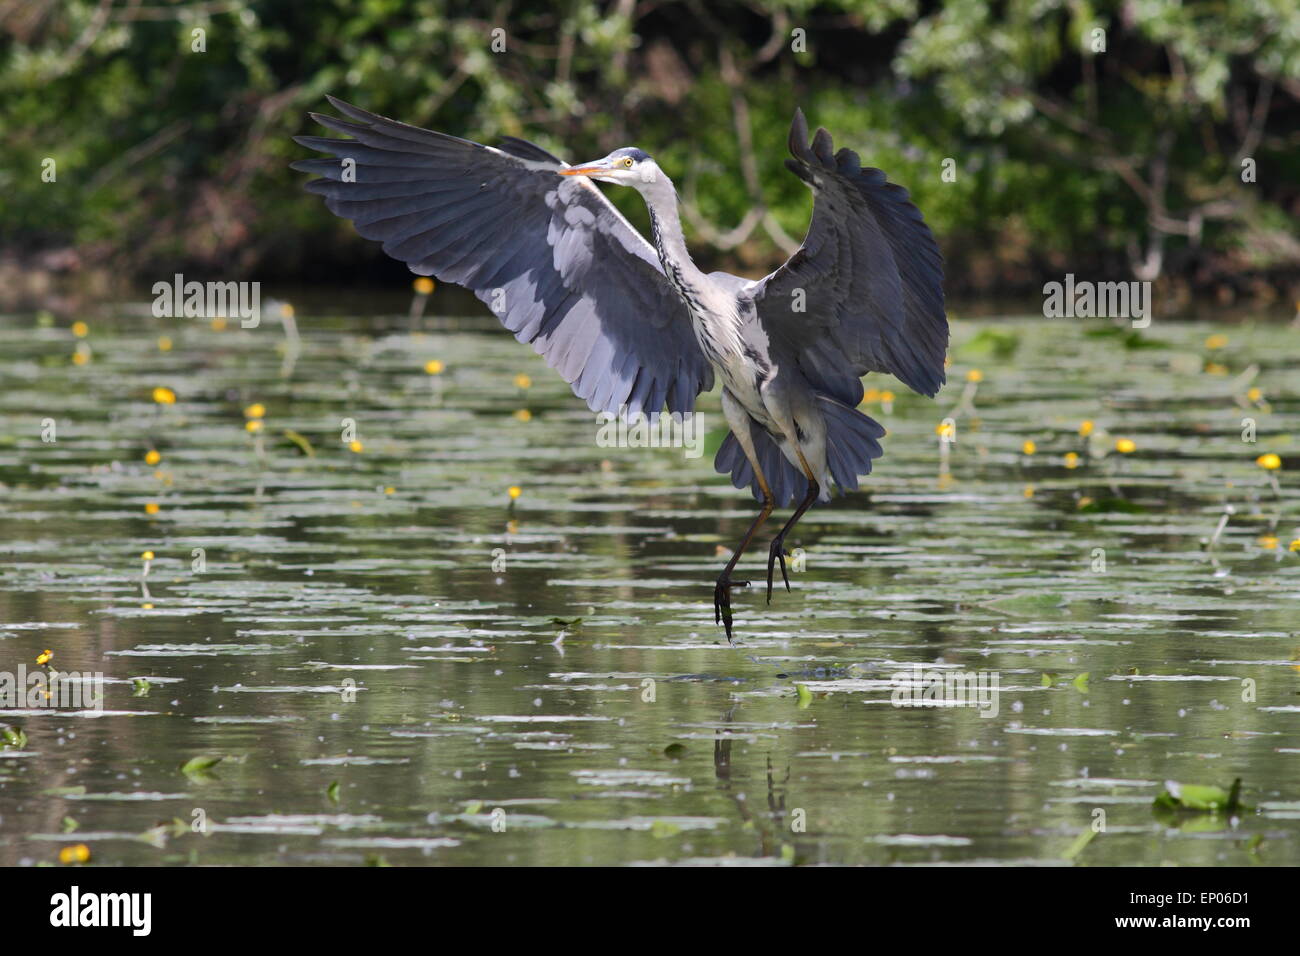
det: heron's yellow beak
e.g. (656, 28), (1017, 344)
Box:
(560, 166), (604, 176)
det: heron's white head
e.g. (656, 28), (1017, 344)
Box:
(559, 147), (663, 191)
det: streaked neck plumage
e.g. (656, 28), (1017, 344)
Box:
(638, 176), (713, 312)
(636, 173), (747, 373)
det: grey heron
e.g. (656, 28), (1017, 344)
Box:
(294, 97), (947, 642)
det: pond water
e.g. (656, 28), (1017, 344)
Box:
(1, 306), (1298, 866)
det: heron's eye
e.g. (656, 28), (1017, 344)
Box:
(621, 157), (634, 168)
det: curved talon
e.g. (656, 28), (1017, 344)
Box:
(713, 576), (747, 642)
(766, 537), (791, 603)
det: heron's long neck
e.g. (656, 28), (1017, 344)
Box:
(643, 185), (711, 311)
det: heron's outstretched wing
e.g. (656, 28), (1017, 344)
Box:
(292, 96), (712, 415)
(752, 109), (947, 405)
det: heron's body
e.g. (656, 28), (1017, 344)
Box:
(294, 98), (948, 641)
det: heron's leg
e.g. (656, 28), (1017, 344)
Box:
(715, 390), (775, 643)
(766, 476), (819, 602)
(714, 489), (774, 641)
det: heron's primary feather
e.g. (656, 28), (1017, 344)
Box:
(753, 108), (948, 401)
(292, 97), (713, 415)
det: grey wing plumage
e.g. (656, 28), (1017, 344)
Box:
(752, 109), (948, 404)
(292, 96), (712, 415)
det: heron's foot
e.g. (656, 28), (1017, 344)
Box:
(766, 535), (791, 603)
(713, 576), (749, 643)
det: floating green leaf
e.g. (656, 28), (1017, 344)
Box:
(1063, 827), (1097, 861)
(281, 428), (317, 457)
(1153, 778), (1245, 814)
(180, 755), (225, 780)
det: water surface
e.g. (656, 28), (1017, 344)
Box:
(1, 309), (1297, 865)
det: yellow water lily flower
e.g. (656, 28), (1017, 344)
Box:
(58, 844), (90, 865)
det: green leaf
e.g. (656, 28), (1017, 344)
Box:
(281, 428), (316, 457)
(1153, 778), (1247, 814)
(959, 328), (1021, 359)
(326, 780), (340, 804)
(180, 755), (225, 779)
(1063, 827), (1097, 861)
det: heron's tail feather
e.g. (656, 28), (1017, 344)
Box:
(817, 395), (885, 494)
(715, 422), (803, 508)
(714, 397), (885, 508)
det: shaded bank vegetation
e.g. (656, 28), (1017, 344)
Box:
(2, 0), (1298, 307)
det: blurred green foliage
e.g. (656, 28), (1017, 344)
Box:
(1, 0), (1297, 294)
